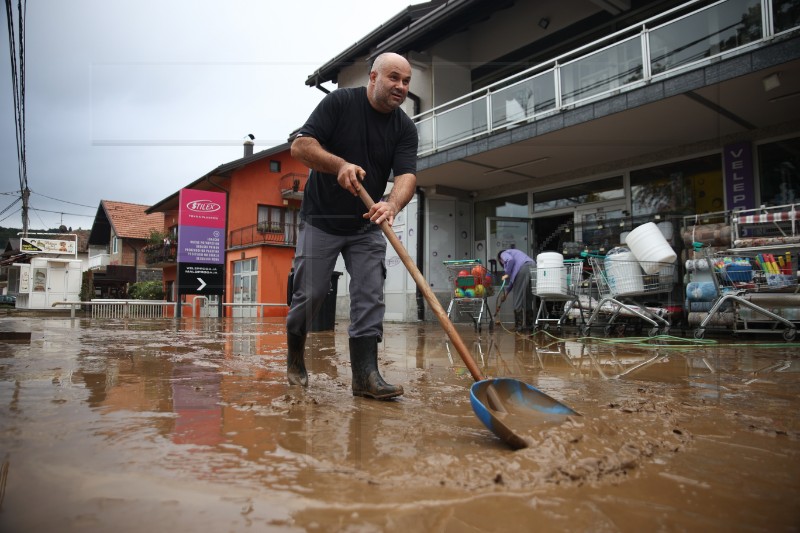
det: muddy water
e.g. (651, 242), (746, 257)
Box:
(0, 317), (798, 532)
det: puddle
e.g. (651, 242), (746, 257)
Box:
(0, 317), (798, 531)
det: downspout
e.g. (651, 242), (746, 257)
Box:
(126, 240), (139, 288)
(416, 186), (425, 321)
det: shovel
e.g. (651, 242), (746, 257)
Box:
(358, 187), (578, 449)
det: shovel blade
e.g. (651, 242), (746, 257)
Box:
(470, 378), (578, 449)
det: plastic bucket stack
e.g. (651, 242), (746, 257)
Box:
(536, 252), (567, 296)
(625, 222), (677, 274)
(605, 249), (644, 295)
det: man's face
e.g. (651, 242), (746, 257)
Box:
(369, 59), (411, 113)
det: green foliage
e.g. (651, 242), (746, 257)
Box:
(148, 229), (167, 245)
(128, 280), (165, 300)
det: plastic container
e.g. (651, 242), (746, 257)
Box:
(536, 252), (567, 296)
(625, 222), (677, 274)
(604, 249), (644, 295)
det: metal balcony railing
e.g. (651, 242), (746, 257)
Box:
(228, 221), (299, 248)
(414, 0), (800, 155)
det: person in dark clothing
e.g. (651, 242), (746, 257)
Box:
(498, 248), (536, 332)
(287, 52), (418, 400)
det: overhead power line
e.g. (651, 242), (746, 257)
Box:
(30, 189), (97, 209)
(5, 0), (28, 235)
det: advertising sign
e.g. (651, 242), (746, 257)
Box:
(177, 189), (226, 296)
(20, 237), (77, 256)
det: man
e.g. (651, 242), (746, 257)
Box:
(498, 248), (536, 333)
(286, 52), (418, 400)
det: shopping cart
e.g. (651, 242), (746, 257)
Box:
(582, 255), (675, 337)
(444, 259), (494, 333)
(530, 259), (586, 332)
(692, 245), (797, 341)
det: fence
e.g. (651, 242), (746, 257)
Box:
(52, 300), (177, 319)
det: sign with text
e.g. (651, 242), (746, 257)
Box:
(178, 263), (225, 295)
(20, 237), (77, 256)
(723, 141), (755, 211)
(178, 188), (226, 295)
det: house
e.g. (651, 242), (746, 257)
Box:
(146, 140), (308, 317)
(304, 0), (800, 322)
(87, 200), (165, 299)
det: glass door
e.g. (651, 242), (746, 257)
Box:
(485, 216), (533, 278)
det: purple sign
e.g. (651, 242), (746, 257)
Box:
(723, 141), (755, 211)
(177, 226), (224, 264)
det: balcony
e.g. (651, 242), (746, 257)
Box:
(280, 172), (308, 201)
(414, 0), (800, 156)
(88, 253), (110, 270)
(229, 221), (298, 249)
(143, 243), (176, 267)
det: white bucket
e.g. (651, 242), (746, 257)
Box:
(624, 222), (677, 274)
(605, 251), (644, 295)
(536, 252), (566, 296)
(656, 221), (674, 242)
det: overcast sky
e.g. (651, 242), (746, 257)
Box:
(1, 0), (415, 232)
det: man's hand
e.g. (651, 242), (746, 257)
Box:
(337, 164), (366, 196)
(363, 199), (399, 226)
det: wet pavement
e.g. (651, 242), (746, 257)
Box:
(0, 315), (799, 532)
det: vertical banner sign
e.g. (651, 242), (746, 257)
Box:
(177, 189), (226, 295)
(723, 141), (755, 211)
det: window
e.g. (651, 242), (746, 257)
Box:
(758, 136), (800, 206)
(112, 236), (119, 254)
(269, 160), (281, 173)
(257, 205), (286, 233)
(630, 155), (722, 217)
(533, 176), (624, 212)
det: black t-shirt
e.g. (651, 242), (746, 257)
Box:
(297, 87), (418, 235)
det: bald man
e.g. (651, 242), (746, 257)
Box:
(287, 53), (418, 399)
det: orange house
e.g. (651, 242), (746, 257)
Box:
(146, 141), (308, 317)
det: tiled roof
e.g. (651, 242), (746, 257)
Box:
(102, 200), (164, 240)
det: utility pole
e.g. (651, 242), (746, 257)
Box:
(21, 186), (30, 237)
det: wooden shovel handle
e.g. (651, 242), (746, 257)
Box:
(358, 187), (485, 382)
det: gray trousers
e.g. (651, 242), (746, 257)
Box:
(511, 261), (534, 316)
(287, 222), (386, 339)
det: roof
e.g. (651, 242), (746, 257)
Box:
(303, 1), (446, 87)
(146, 142), (291, 214)
(89, 201), (164, 246)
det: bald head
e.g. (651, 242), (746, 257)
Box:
(367, 53), (412, 113)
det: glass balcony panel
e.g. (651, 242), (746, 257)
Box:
(435, 96), (488, 149)
(649, 0), (762, 76)
(490, 70), (556, 129)
(416, 117), (434, 154)
(560, 37), (643, 106)
(773, 0), (800, 34)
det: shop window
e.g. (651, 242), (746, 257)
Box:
(474, 193), (528, 241)
(630, 155), (722, 217)
(758, 136), (800, 206)
(533, 176), (624, 212)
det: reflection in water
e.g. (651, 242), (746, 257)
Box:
(0, 318), (798, 531)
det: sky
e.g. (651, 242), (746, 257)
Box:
(1, 0), (416, 232)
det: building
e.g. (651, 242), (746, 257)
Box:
(87, 200), (165, 299)
(146, 141), (307, 318)
(303, 0), (800, 322)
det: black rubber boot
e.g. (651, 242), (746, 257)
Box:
(524, 308), (535, 333)
(287, 332), (308, 387)
(349, 336), (403, 400)
(514, 310), (524, 332)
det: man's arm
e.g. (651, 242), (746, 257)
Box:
(291, 136), (364, 196)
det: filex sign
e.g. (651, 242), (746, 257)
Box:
(177, 188), (226, 296)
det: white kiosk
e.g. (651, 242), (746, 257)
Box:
(9, 235), (82, 310)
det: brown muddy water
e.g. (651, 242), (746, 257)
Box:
(0, 316), (798, 532)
